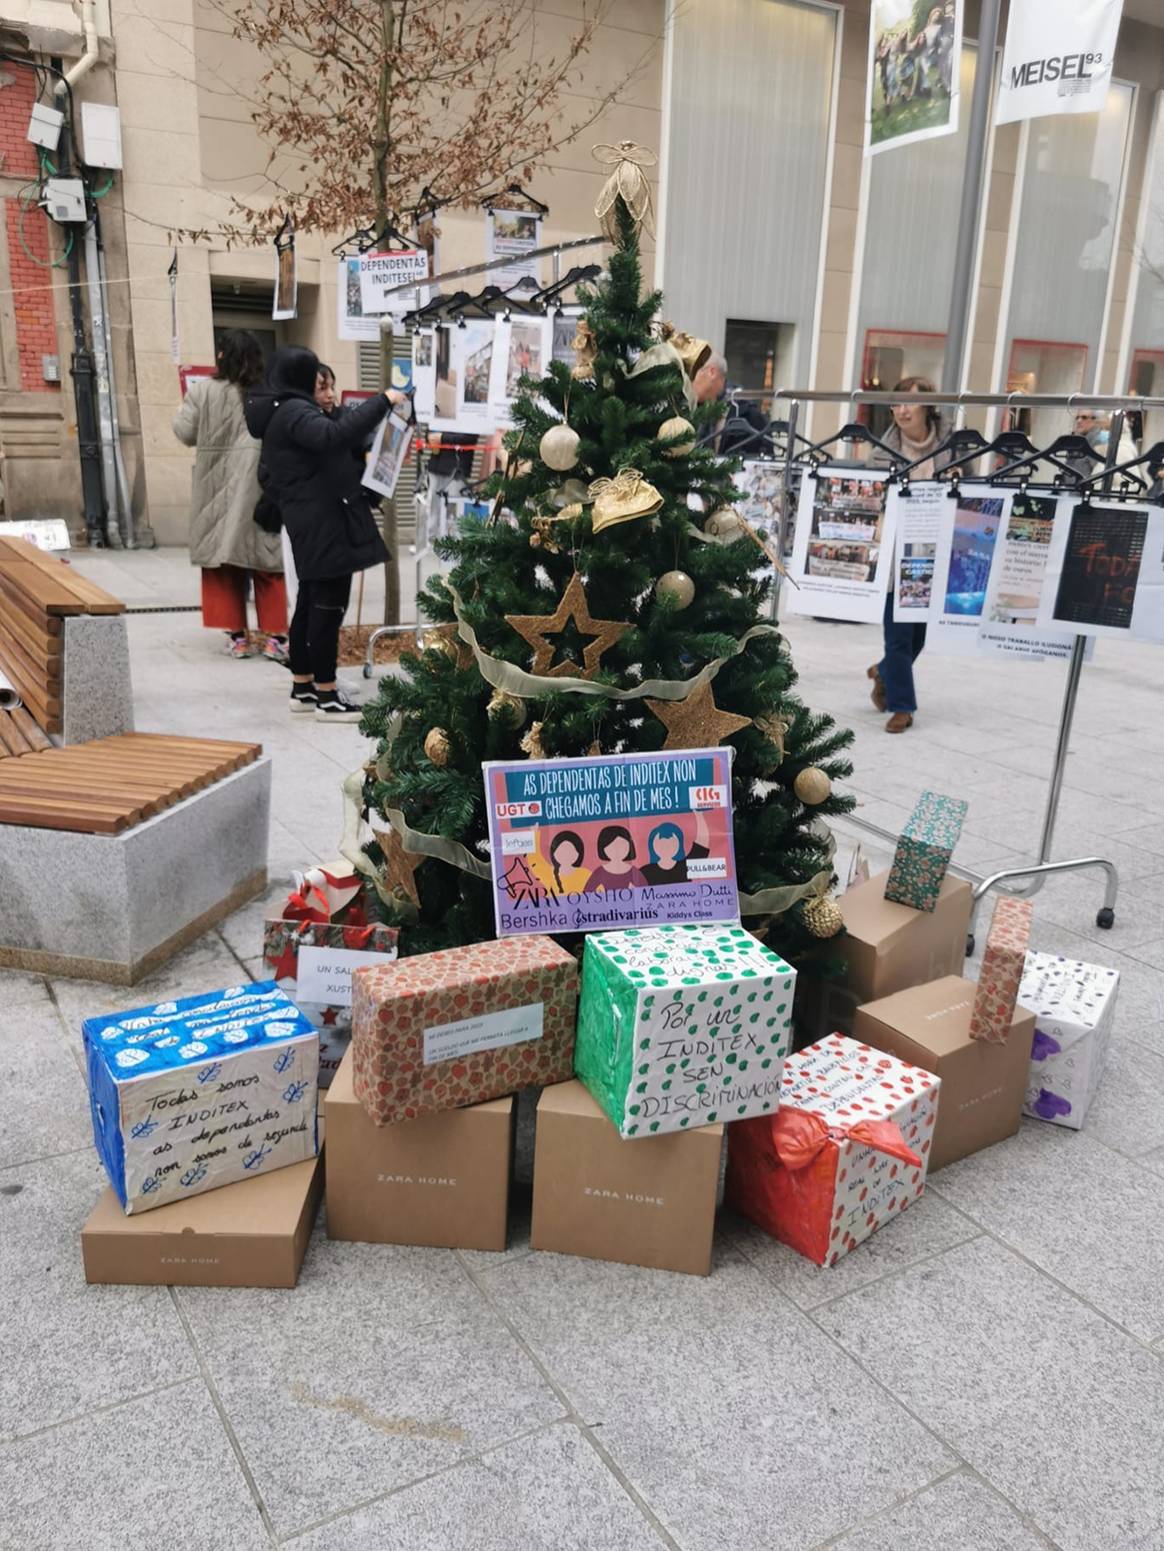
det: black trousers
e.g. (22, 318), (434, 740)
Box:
(288, 575), (352, 683)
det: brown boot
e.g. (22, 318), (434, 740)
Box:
(867, 664), (887, 712)
(885, 712), (913, 734)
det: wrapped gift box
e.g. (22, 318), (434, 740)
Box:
(351, 935), (577, 1126)
(795, 870), (972, 1045)
(574, 924), (795, 1139)
(854, 975), (1034, 1170)
(727, 1034), (939, 1267)
(884, 790), (968, 912)
(264, 918), (399, 1087)
(82, 1155), (323, 1287)
(326, 1049), (513, 1249)
(531, 1080), (722, 1275)
(1020, 951), (1120, 1129)
(82, 982), (319, 1215)
(969, 895), (1033, 1044)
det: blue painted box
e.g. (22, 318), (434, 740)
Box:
(83, 982), (319, 1215)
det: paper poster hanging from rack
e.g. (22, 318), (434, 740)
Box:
(924, 487), (1005, 655)
(866, 0), (963, 155)
(784, 465), (894, 624)
(551, 306), (582, 366)
(358, 248), (430, 315)
(734, 460), (785, 536)
(485, 208), (541, 289)
(889, 481), (945, 620)
(1038, 498), (1164, 642)
(361, 412), (412, 500)
(995, 0), (1122, 127)
(411, 328), (436, 419)
(430, 319), (498, 434)
(491, 316), (552, 422)
(273, 228), (297, 321)
(337, 257), (380, 342)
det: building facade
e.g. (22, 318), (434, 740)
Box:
(0, 0), (1160, 544)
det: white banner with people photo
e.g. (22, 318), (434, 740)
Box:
(866, 0), (963, 154)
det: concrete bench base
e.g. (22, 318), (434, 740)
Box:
(0, 757), (271, 984)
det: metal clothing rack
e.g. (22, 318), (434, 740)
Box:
(758, 385), (1164, 949)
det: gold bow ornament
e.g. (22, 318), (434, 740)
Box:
(593, 141), (657, 242)
(659, 321), (712, 380)
(587, 467), (663, 534)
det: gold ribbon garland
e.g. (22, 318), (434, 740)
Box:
(624, 340), (695, 412)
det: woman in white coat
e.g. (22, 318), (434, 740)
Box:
(173, 329), (288, 659)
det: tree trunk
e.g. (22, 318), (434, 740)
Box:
(375, 0), (399, 626)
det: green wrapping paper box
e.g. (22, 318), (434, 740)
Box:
(884, 790), (969, 913)
(574, 924), (796, 1139)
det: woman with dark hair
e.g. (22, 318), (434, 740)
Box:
(585, 826), (646, 892)
(869, 375), (955, 733)
(530, 829), (590, 895)
(245, 345), (400, 720)
(173, 327), (288, 660)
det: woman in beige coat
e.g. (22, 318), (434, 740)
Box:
(173, 329), (288, 659)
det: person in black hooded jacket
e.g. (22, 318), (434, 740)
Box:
(245, 346), (402, 720)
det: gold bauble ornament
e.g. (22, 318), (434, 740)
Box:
(657, 415), (696, 457)
(794, 767), (832, 805)
(655, 570), (695, 609)
(423, 727), (451, 766)
(540, 424), (580, 472)
(802, 895), (844, 939)
(487, 688), (526, 729)
(705, 507), (744, 540)
(422, 628), (456, 661)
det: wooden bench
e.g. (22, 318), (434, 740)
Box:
(0, 537), (124, 740)
(0, 733), (262, 834)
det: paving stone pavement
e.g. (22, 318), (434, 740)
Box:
(2, 550), (1161, 1549)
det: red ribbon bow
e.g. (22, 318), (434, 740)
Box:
(281, 884), (332, 924)
(770, 1107), (921, 1171)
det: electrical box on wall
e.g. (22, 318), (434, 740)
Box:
(80, 102), (123, 170)
(42, 178), (87, 223)
(27, 102), (64, 151)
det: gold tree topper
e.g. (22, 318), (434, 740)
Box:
(593, 141), (657, 242)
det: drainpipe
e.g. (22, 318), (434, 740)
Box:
(54, 0), (99, 98)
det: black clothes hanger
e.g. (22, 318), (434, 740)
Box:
(804, 421), (906, 464)
(991, 433), (1102, 482)
(481, 183), (549, 215)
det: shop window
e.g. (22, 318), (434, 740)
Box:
(1128, 349), (1164, 452)
(1003, 339), (1087, 448)
(860, 328), (946, 437)
(724, 319), (796, 416)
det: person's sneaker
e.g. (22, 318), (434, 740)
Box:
(225, 634), (252, 659)
(289, 683), (319, 714)
(264, 635), (290, 664)
(314, 689), (362, 722)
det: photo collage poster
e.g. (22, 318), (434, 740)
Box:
(362, 412), (413, 500)
(784, 465), (894, 624)
(423, 317), (554, 434)
(866, 0), (963, 155)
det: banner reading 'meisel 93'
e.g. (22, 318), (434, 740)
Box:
(482, 749), (739, 938)
(994, 0), (1123, 126)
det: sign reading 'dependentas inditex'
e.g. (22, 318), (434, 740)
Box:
(483, 749), (740, 938)
(82, 982), (319, 1214)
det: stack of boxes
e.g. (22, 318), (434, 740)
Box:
(75, 787), (1121, 1289)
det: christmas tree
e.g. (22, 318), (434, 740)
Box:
(360, 158), (855, 963)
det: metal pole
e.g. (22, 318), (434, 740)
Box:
(771, 397), (799, 620)
(941, 0), (1002, 394)
(83, 219), (120, 542)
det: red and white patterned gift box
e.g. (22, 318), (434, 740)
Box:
(726, 1033), (940, 1266)
(351, 935), (578, 1126)
(969, 895), (1033, 1045)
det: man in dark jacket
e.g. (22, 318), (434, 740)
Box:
(693, 352), (773, 458)
(245, 346), (401, 721)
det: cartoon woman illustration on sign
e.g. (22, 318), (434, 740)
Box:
(529, 828), (591, 895)
(584, 825), (646, 892)
(640, 810), (711, 886)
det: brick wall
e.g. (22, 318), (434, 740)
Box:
(0, 69), (60, 392)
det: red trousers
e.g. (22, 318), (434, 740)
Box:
(201, 565), (288, 634)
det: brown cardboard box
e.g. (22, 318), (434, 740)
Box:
(325, 1048), (513, 1250)
(854, 975), (1035, 1171)
(796, 870), (972, 1045)
(82, 1154), (323, 1287)
(531, 1080), (722, 1275)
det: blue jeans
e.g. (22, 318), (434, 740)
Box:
(878, 588), (926, 714)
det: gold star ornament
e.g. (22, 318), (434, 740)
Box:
(371, 821), (424, 908)
(505, 572), (630, 679)
(646, 680), (752, 751)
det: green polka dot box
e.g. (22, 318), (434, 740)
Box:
(574, 925), (796, 1139)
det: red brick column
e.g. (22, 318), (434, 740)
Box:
(0, 68), (61, 392)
